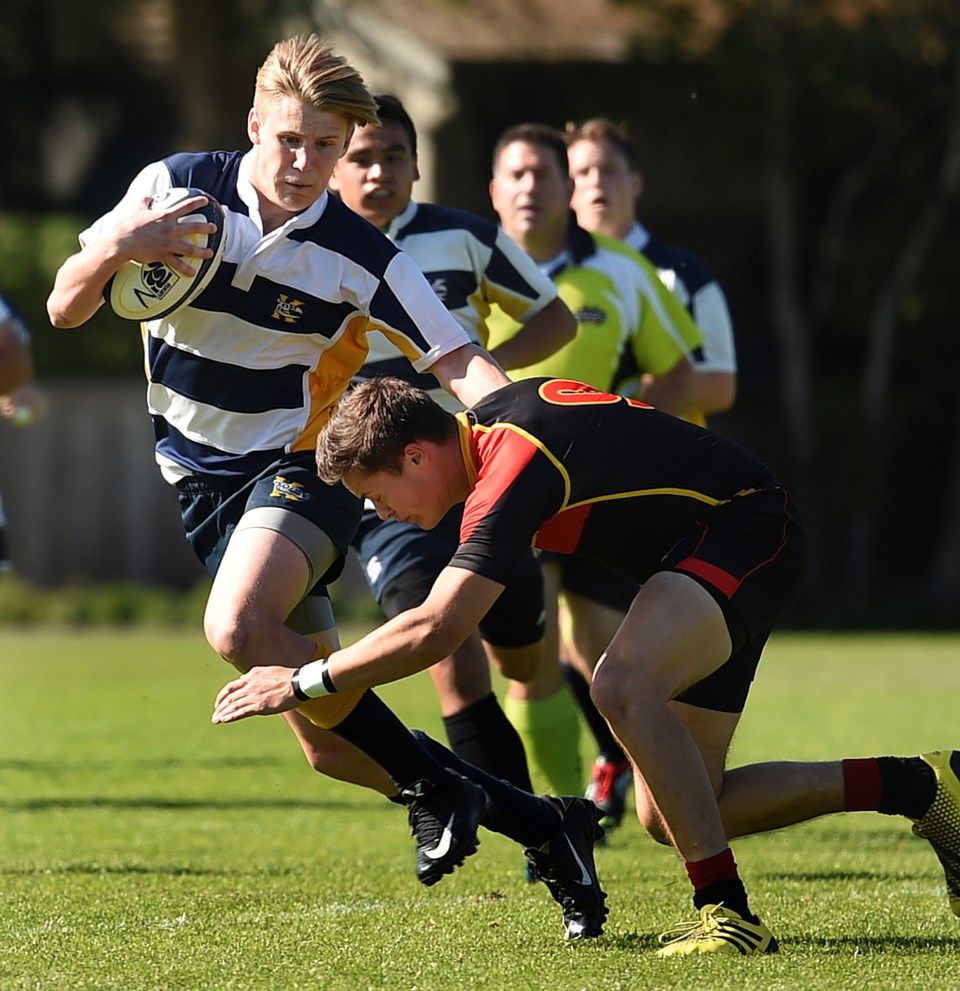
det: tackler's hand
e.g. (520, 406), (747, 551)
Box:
(211, 666), (299, 724)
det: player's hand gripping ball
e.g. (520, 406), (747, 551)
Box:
(106, 187), (226, 320)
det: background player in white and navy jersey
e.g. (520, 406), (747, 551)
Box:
(213, 375), (960, 959)
(566, 117), (737, 426)
(329, 94), (576, 793)
(46, 34), (583, 892)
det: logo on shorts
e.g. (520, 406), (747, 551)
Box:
(270, 475), (306, 501)
(272, 294), (305, 323)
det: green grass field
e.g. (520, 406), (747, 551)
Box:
(3, 628), (959, 990)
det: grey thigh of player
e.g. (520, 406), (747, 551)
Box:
(231, 505), (339, 638)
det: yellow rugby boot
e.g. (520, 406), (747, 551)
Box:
(912, 750), (960, 917)
(656, 904), (779, 957)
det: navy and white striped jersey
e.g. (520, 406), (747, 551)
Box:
(82, 152), (471, 483)
(351, 200), (558, 411)
(625, 222), (736, 376)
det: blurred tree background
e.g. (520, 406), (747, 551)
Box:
(1, 0), (958, 625)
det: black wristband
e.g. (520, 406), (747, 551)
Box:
(319, 657), (338, 695)
(291, 668), (310, 702)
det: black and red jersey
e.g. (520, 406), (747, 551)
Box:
(450, 377), (779, 586)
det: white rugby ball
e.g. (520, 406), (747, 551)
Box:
(106, 187), (225, 321)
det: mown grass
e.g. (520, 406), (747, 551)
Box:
(2, 628), (959, 989)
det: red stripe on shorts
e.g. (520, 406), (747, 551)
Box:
(676, 556), (741, 599)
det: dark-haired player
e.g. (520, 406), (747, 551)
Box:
(329, 94), (575, 791)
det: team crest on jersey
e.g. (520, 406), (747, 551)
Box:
(430, 277), (448, 303)
(576, 306), (607, 325)
(366, 555), (383, 584)
(270, 475), (306, 501)
(272, 294), (305, 323)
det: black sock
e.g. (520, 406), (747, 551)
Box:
(693, 879), (755, 922)
(412, 729), (558, 848)
(560, 661), (625, 761)
(329, 691), (449, 792)
(877, 755), (938, 819)
(443, 693), (534, 793)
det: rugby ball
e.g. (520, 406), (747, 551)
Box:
(106, 187), (225, 321)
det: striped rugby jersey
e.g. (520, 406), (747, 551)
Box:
(82, 151), (471, 483)
(624, 221), (736, 376)
(352, 199), (558, 412)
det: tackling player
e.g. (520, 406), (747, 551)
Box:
(212, 375), (960, 957)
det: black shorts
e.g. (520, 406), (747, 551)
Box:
(663, 486), (806, 713)
(177, 454), (362, 596)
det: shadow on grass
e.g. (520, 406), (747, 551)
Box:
(1, 862), (307, 878)
(760, 869), (919, 882)
(796, 934), (960, 953)
(0, 795), (377, 813)
(0, 756), (288, 771)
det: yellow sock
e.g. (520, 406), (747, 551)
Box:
(503, 689), (582, 796)
(295, 640), (366, 729)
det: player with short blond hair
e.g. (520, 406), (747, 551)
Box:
(47, 35), (594, 905)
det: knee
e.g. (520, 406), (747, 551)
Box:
(203, 607), (264, 672)
(589, 661), (634, 725)
(590, 657), (667, 728)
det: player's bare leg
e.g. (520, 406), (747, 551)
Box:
(591, 571), (732, 861)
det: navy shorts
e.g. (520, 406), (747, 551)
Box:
(177, 454), (362, 597)
(664, 486), (807, 713)
(353, 506), (545, 649)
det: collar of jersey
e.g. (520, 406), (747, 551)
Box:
(382, 200), (419, 242)
(454, 411), (480, 489)
(625, 221), (651, 253)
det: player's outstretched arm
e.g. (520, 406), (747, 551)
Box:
(488, 297), (576, 371)
(427, 342), (510, 409)
(212, 567), (503, 724)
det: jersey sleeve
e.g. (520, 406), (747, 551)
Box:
(0, 293), (28, 344)
(369, 251), (472, 372)
(449, 425), (566, 584)
(691, 281), (737, 373)
(79, 161), (172, 247)
(479, 229), (558, 325)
